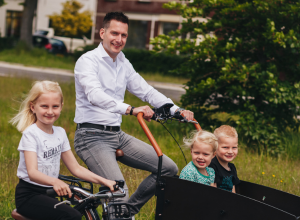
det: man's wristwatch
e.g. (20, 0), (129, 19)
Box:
(130, 106), (135, 115)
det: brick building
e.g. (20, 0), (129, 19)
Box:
(94, 0), (183, 49)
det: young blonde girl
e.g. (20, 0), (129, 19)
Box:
(11, 81), (116, 220)
(179, 130), (218, 186)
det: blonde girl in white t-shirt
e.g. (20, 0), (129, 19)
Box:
(11, 81), (116, 220)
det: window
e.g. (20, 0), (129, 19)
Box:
(6, 11), (22, 38)
(125, 20), (148, 49)
(161, 22), (179, 35)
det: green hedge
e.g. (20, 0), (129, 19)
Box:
(73, 45), (187, 76)
(73, 44), (97, 61)
(0, 37), (18, 51)
(123, 48), (187, 76)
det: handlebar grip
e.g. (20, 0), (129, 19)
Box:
(151, 113), (157, 120)
(46, 188), (58, 197)
(99, 186), (110, 192)
(99, 180), (124, 192)
(46, 185), (75, 197)
(114, 180), (124, 191)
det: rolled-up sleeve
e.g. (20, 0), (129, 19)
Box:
(75, 55), (130, 115)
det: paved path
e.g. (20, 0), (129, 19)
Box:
(0, 61), (186, 102)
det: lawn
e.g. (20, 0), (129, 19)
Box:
(1, 76), (300, 219)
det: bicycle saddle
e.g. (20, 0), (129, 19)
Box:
(116, 149), (124, 160)
(11, 209), (32, 220)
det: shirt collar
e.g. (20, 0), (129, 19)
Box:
(97, 42), (125, 63)
(191, 161), (210, 178)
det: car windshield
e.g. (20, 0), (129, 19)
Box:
(35, 30), (49, 36)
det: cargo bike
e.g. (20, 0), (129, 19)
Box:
(12, 104), (300, 220)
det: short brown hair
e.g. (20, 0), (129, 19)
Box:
(103, 12), (129, 29)
(214, 125), (238, 139)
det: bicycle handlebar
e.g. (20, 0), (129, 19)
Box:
(137, 103), (201, 157)
(46, 182), (126, 200)
(150, 103), (201, 131)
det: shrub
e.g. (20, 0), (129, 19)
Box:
(0, 37), (18, 51)
(122, 48), (188, 76)
(73, 44), (97, 61)
(151, 0), (300, 155)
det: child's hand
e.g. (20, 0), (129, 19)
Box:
(103, 179), (117, 192)
(210, 183), (217, 187)
(53, 179), (72, 198)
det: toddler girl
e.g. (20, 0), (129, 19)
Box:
(179, 130), (218, 186)
(11, 81), (116, 220)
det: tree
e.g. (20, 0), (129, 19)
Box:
(49, 0), (93, 52)
(0, 0), (5, 7)
(151, 0), (300, 154)
(20, 0), (37, 47)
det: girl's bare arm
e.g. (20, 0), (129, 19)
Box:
(61, 150), (116, 191)
(24, 151), (72, 197)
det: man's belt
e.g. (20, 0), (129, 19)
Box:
(77, 123), (120, 132)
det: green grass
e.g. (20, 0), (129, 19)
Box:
(0, 47), (188, 85)
(0, 47), (75, 70)
(1, 76), (300, 219)
(139, 72), (188, 85)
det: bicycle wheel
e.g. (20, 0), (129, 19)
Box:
(82, 208), (100, 220)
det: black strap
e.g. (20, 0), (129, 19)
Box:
(130, 106), (135, 115)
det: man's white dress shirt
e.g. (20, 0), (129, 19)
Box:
(74, 43), (179, 126)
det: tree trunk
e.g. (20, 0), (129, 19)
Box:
(20, 0), (37, 47)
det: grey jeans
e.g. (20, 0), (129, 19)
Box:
(74, 128), (178, 214)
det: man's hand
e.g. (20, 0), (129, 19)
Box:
(130, 106), (154, 122)
(179, 109), (194, 121)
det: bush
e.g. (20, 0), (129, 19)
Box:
(122, 48), (188, 76)
(0, 37), (18, 51)
(151, 0), (300, 155)
(73, 44), (97, 61)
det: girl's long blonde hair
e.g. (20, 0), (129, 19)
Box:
(10, 81), (63, 132)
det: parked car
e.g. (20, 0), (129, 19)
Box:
(32, 35), (68, 55)
(34, 28), (93, 53)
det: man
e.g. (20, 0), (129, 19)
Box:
(74, 12), (194, 215)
